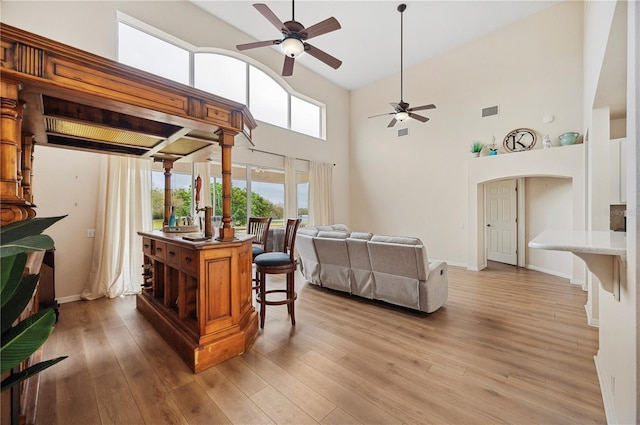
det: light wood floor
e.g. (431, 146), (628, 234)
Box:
(35, 262), (605, 424)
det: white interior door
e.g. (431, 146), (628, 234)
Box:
(485, 179), (518, 265)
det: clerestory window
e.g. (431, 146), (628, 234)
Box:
(117, 15), (325, 139)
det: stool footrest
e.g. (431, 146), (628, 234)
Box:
(256, 289), (297, 306)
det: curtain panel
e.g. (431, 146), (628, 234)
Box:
(309, 161), (334, 226)
(284, 156), (298, 220)
(82, 156), (152, 300)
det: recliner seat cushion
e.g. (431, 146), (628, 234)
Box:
(314, 232), (350, 292)
(347, 236), (374, 298)
(367, 241), (426, 310)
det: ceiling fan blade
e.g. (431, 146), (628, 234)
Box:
(300, 17), (341, 40)
(304, 44), (342, 69)
(253, 3), (289, 33)
(236, 39), (280, 51)
(389, 102), (401, 110)
(368, 112), (394, 119)
(387, 118), (398, 128)
(409, 113), (429, 123)
(282, 55), (295, 76)
(407, 104), (436, 112)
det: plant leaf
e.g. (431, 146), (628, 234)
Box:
(0, 256), (15, 294)
(0, 235), (55, 259)
(0, 356), (67, 392)
(0, 216), (66, 245)
(0, 309), (56, 374)
(0, 253), (27, 302)
(1, 274), (39, 334)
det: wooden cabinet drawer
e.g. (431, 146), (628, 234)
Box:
(165, 243), (180, 267)
(154, 241), (166, 259)
(181, 248), (198, 274)
(142, 237), (153, 256)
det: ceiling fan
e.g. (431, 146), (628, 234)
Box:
(236, 1), (342, 77)
(369, 4), (436, 128)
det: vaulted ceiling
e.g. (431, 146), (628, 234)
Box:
(191, 0), (560, 90)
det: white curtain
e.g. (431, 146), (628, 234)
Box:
(309, 161), (334, 225)
(284, 156), (298, 219)
(193, 162), (212, 210)
(82, 156), (152, 300)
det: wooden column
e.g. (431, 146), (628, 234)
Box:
(0, 78), (34, 225)
(21, 135), (35, 205)
(216, 129), (235, 241)
(163, 159), (174, 226)
(15, 101), (24, 200)
(1, 80), (21, 203)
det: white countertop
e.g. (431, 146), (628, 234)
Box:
(528, 230), (626, 256)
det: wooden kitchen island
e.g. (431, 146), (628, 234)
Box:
(137, 230), (258, 373)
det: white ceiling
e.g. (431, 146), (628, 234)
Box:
(191, 0), (560, 90)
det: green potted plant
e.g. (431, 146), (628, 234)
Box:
(470, 141), (485, 157)
(1, 216), (67, 392)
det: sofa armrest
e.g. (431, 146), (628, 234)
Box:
(420, 260), (448, 313)
(428, 260), (447, 276)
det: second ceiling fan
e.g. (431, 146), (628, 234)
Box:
(236, 1), (342, 77)
(369, 4), (436, 128)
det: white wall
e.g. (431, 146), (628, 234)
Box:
(583, 0), (617, 131)
(525, 177), (573, 278)
(1, 0), (351, 300)
(584, 1), (638, 423)
(350, 1), (583, 270)
(630, 4), (640, 420)
(31, 146), (104, 301)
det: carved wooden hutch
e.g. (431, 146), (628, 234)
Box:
(0, 23), (258, 424)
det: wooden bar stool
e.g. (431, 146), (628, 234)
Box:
(254, 218), (301, 328)
(248, 217), (272, 293)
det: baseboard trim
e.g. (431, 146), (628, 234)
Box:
(525, 264), (572, 281)
(57, 295), (81, 304)
(431, 259), (467, 269)
(571, 277), (586, 287)
(594, 352), (617, 424)
(584, 304), (599, 327)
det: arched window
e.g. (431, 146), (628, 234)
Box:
(248, 66), (288, 128)
(118, 15), (325, 139)
(194, 53), (246, 105)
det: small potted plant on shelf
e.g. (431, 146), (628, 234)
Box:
(487, 136), (498, 156)
(470, 141), (484, 157)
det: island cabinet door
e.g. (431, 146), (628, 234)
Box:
(236, 243), (253, 319)
(198, 243), (252, 336)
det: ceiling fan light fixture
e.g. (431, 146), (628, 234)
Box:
(281, 37), (305, 58)
(367, 3), (436, 128)
(236, 2), (341, 76)
(395, 111), (409, 122)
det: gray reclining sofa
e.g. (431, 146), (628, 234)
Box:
(296, 225), (448, 313)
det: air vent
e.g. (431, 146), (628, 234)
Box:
(482, 105), (499, 117)
(397, 128), (409, 137)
